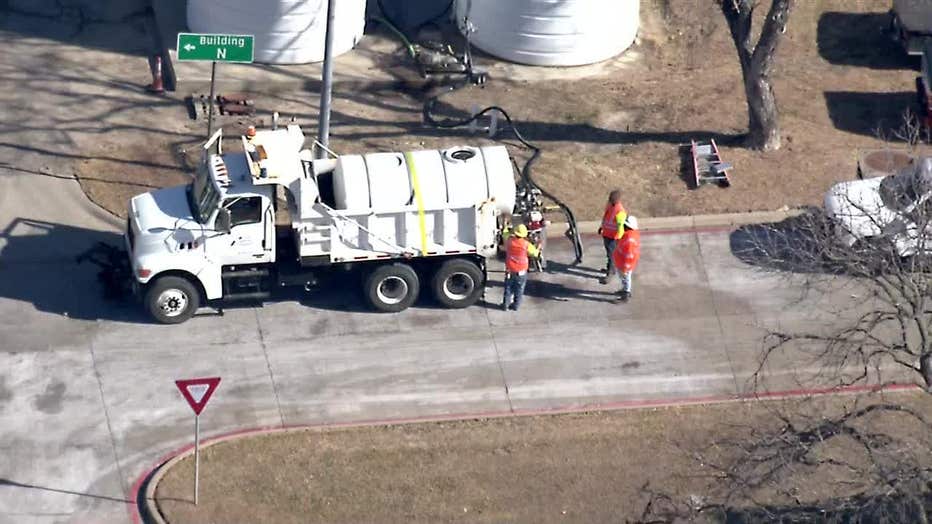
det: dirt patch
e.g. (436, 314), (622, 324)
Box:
(154, 392), (932, 523)
(64, 0), (918, 222)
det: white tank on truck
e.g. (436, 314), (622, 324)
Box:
(124, 124), (516, 323)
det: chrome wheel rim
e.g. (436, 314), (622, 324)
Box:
(156, 289), (188, 317)
(377, 276), (409, 305)
(443, 272), (475, 301)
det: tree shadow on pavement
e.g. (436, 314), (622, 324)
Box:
(1, 5), (159, 56)
(728, 210), (841, 275)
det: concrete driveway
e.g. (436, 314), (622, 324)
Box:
(0, 157), (898, 523)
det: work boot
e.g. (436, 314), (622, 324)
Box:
(614, 291), (630, 303)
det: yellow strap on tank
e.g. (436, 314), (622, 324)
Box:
(404, 152), (429, 255)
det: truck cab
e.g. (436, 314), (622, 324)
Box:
(126, 129), (281, 322)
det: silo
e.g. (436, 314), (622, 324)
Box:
(187, 0), (367, 64)
(455, 0), (639, 66)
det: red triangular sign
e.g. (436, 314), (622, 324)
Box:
(175, 377), (221, 415)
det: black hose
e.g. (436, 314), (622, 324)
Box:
(423, 84), (585, 264)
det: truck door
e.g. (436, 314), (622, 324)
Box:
(218, 196), (274, 265)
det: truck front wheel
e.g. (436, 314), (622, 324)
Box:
(431, 259), (484, 309)
(365, 263), (419, 313)
(145, 276), (200, 324)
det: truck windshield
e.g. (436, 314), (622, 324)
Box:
(191, 162), (221, 223)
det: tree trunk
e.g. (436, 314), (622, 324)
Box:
(720, 0), (793, 152)
(743, 64), (781, 151)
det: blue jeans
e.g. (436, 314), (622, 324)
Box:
(503, 272), (528, 310)
(603, 237), (616, 275)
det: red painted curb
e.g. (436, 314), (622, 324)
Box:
(129, 381), (918, 523)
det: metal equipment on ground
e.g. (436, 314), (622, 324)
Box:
(690, 139), (733, 189)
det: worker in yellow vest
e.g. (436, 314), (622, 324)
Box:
(598, 190), (627, 284)
(502, 224), (541, 311)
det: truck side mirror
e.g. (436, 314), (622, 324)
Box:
(216, 208), (231, 234)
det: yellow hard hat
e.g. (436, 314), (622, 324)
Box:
(514, 224), (529, 238)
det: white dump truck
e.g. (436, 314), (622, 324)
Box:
(125, 125), (516, 323)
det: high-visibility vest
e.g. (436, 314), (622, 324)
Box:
(612, 229), (641, 272)
(601, 202), (627, 240)
(505, 236), (530, 273)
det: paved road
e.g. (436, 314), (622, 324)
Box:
(0, 160), (900, 523)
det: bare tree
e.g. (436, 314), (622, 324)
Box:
(642, 150), (932, 521)
(719, 0), (793, 151)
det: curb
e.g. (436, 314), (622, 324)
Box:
(137, 381), (916, 523)
(546, 208), (806, 239)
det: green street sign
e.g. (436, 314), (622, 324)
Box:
(177, 33), (254, 63)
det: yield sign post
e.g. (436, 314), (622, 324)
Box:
(175, 377), (221, 506)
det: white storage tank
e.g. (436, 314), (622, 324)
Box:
(332, 146), (516, 215)
(186, 0), (367, 64)
(455, 0), (639, 66)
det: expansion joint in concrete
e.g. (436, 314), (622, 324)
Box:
(88, 340), (128, 497)
(253, 309), (285, 427)
(484, 309), (514, 413)
(693, 231), (742, 396)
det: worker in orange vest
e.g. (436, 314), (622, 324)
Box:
(502, 223), (541, 311)
(611, 215), (641, 303)
(598, 189), (628, 284)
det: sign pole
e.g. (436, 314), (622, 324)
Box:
(174, 377), (220, 506)
(194, 414), (200, 505)
(206, 61), (217, 138)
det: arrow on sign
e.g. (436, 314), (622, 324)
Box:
(175, 377), (221, 415)
(183, 43), (196, 51)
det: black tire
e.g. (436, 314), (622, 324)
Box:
(431, 258), (484, 309)
(145, 275), (200, 324)
(365, 263), (419, 313)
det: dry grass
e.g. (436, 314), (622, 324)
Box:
(155, 391), (932, 523)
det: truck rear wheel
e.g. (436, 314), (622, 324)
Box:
(365, 263), (419, 313)
(431, 259), (484, 309)
(145, 276), (200, 324)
